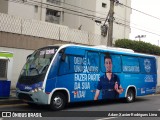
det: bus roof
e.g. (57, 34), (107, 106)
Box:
(47, 44), (156, 58)
(94, 45), (134, 53)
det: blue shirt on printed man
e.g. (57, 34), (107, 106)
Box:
(97, 74), (120, 99)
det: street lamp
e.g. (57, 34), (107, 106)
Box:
(135, 35), (146, 41)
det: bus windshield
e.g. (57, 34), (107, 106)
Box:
(20, 46), (58, 76)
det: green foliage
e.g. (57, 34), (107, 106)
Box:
(115, 39), (160, 55)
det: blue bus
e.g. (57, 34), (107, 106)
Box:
(16, 44), (157, 110)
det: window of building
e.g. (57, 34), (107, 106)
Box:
(102, 3), (107, 8)
(34, 5), (38, 13)
(46, 9), (61, 24)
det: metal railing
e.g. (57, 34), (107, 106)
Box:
(0, 13), (108, 46)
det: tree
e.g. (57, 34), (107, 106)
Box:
(115, 39), (160, 55)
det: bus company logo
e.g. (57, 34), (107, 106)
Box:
(25, 86), (32, 90)
(144, 59), (151, 73)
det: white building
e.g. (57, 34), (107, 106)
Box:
(0, 0), (131, 88)
(0, 0), (131, 41)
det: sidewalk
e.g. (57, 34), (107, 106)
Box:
(0, 89), (24, 105)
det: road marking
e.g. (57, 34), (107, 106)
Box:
(96, 117), (118, 120)
(0, 118), (3, 120)
(0, 104), (27, 108)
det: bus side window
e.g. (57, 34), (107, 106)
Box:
(122, 56), (140, 73)
(100, 53), (121, 73)
(58, 54), (84, 75)
(87, 52), (99, 72)
(59, 55), (69, 75)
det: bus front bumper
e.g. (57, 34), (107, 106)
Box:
(16, 90), (49, 105)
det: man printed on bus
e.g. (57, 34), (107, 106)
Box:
(94, 54), (123, 100)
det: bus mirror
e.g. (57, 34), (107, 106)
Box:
(27, 54), (32, 60)
(61, 54), (66, 62)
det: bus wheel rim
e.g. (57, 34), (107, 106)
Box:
(128, 93), (133, 101)
(53, 96), (63, 108)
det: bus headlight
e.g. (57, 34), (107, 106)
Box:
(31, 88), (43, 93)
(38, 88), (43, 91)
(34, 88), (38, 92)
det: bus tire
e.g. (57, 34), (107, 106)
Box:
(125, 89), (135, 103)
(50, 92), (66, 111)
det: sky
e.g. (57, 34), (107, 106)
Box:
(130, 0), (160, 46)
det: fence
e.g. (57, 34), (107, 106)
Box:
(0, 13), (107, 46)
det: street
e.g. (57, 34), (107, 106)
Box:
(0, 94), (160, 120)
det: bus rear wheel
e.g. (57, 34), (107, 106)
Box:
(50, 92), (66, 111)
(125, 89), (135, 103)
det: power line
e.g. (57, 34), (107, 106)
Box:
(63, 11), (101, 21)
(114, 20), (160, 37)
(118, 1), (160, 21)
(114, 16), (160, 37)
(114, 1), (160, 36)
(115, 17), (150, 30)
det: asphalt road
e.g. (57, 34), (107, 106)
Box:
(0, 94), (160, 120)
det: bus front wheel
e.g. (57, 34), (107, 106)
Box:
(50, 92), (66, 110)
(125, 89), (135, 103)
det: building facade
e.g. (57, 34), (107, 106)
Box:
(0, 0), (131, 41)
(0, 0), (132, 88)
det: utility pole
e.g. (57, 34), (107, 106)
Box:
(107, 0), (115, 46)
